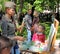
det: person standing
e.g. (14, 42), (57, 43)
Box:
(1, 1), (24, 54)
(22, 9), (32, 43)
(31, 11), (40, 39)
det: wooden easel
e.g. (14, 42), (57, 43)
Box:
(41, 19), (59, 54)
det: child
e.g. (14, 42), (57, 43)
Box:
(32, 24), (45, 43)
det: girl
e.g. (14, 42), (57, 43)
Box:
(32, 24), (45, 43)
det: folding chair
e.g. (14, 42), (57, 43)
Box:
(20, 19), (59, 54)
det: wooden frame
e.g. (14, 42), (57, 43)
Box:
(41, 19), (59, 54)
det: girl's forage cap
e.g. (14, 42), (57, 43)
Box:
(5, 1), (16, 9)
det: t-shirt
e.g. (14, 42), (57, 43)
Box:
(32, 33), (45, 43)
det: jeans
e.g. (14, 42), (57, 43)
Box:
(11, 47), (14, 54)
(11, 45), (20, 54)
(27, 29), (31, 43)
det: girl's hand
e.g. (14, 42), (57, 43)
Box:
(13, 36), (25, 41)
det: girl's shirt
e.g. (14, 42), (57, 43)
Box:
(32, 33), (45, 43)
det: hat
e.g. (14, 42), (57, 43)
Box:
(5, 1), (16, 9)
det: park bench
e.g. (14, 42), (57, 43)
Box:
(20, 19), (59, 54)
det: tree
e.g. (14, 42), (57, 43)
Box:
(0, 0), (60, 13)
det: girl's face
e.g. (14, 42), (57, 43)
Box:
(7, 8), (15, 16)
(38, 25), (43, 32)
(33, 24), (39, 32)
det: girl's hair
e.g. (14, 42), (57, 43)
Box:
(39, 24), (45, 30)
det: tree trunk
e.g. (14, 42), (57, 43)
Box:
(20, 0), (23, 13)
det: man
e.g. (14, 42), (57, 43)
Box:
(0, 36), (13, 54)
(22, 9), (32, 43)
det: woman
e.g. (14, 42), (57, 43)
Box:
(31, 10), (40, 40)
(1, 1), (24, 54)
